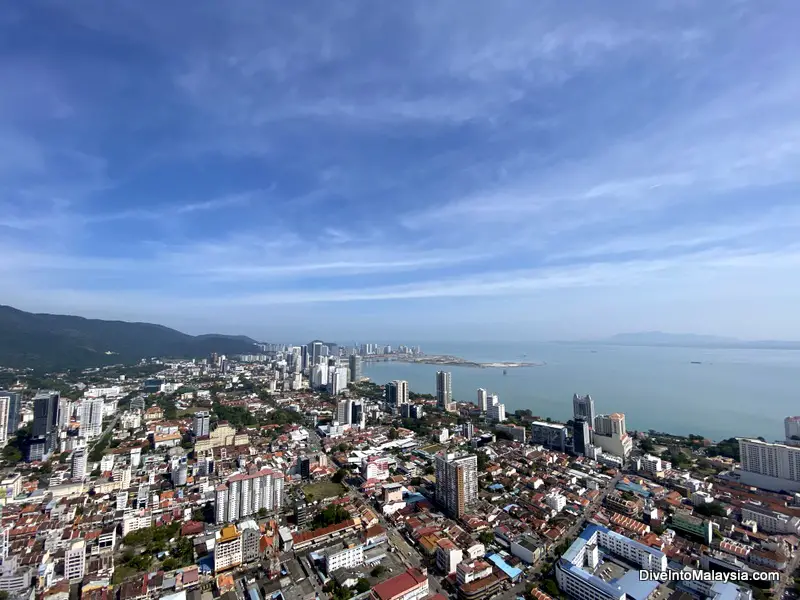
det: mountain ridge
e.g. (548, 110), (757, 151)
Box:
(595, 331), (800, 350)
(0, 305), (259, 370)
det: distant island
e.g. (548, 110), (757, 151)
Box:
(582, 331), (800, 351)
(368, 354), (544, 368)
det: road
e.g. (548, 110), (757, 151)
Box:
(498, 472), (624, 600)
(342, 477), (449, 598)
(773, 545), (800, 599)
(90, 414), (120, 451)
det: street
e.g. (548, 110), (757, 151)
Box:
(497, 472), (623, 600)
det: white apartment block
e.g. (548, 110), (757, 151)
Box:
(215, 468), (284, 523)
(740, 504), (800, 535)
(80, 398), (104, 440)
(737, 438), (800, 491)
(436, 543), (463, 575)
(545, 492), (567, 512)
(122, 510), (152, 537)
(325, 540), (364, 573)
(488, 403), (506, 422)
(64, 539), (86, 582)
(361, 456), (391, 481)
(556, 525), (667, 600)
(214, 526), (242, 573)
(477, 388), (488, 412)
(71, 447), (87, 481)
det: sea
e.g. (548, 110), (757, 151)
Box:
(362, 342), (800, 442)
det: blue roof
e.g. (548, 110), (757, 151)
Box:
(616, 480), (651, 497)
(487, 553), (522, 580)
(248, 588), (262, 600)
(404, 493), (426, 504)
(489, 483), (505, 491)
(502, 503), (519, 512)
(615, 570), (659, 600)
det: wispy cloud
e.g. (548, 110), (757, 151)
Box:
(2, 1), (800, 339)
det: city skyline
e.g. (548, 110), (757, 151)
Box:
(3, 3), (800, 342)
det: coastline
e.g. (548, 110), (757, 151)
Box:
(361, 343), (792, 441)
(365, 354), (545, 368)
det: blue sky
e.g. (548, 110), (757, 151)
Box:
(2, 1), (800, 342)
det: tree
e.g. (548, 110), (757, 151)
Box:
(332, 469), (348, 484)
(476, 451), (489, 471)
(541, 579), (560, 598)
(258, 508), (268, 518)
(388, 428), (399, 440)
(371, 565), (387, 578)
(356, 579), (371, 594)
(479, 531), (494, 546)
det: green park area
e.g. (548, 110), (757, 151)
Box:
(303, 481), (347, 502)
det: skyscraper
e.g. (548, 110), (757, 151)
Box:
(572, 394), (595, 427)
(308, 341), (324, 367)
(488, 403), (506, 422)
(32, 391), (60, 458)
(299, 457), (311, 480)
(477, 388), (488, 412)
(0, 391), (20, 436)
(72, 446), (88, 480)
(386, 380), (409, 406)
(434, 452), (478, 518)
(572, 417), (590, 456)
(337, 399), (352, 425)
(0, 396), (8, 448)
(593, 413), (632, 458)
(80, 398), (104, 440)
(348, 355), (362, 383)
(436, 371), (454, 412)
(193, 411), (211, 437)
(785, 417), (800, 443)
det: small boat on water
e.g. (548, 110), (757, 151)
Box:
(690, 361), (702, 365)
(503, 369), (507, 375)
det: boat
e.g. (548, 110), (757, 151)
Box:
(690, 361), (702, 365)
(503, 369), (507, 375)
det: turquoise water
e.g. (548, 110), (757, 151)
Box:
(362, 342), (800, 442)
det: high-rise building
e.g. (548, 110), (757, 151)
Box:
(72, 446), (88, 481)
(477, 389), (488, 412)
(434, 452), (478, 518)
(299, 457), (311, 480)
(215, 469), (284, 522)
(386, 380), (409, 406)
(488, 394), (499, 407)
(328, 367), (348, 395)
(0, 391), (20, 437)
(464, 422), (474, 440)
(350, 400), (365, 429)
(348, 355), (362, 383)
(64, 539), (86, 582)
(308, 341), (324, 367)
(32, 391), (60, 458)
(0, 396), (8, 448)
(80, 398), (104, 440)
(572, 394), (595, 427)
(572, 417), (590, 456)
(531, 421), (569, 452)
(488, 403), (506, 422)
(593, 413), (632, 458)
(436, 371), (454, 412)
(785, 417), (800, 444)
(193, 411), (211, 437)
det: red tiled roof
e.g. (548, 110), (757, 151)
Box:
(372, 568), (428, 600)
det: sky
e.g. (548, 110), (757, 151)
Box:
(2, 1), (800, 343)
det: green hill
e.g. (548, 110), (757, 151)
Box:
(0, 305), (259, 370)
